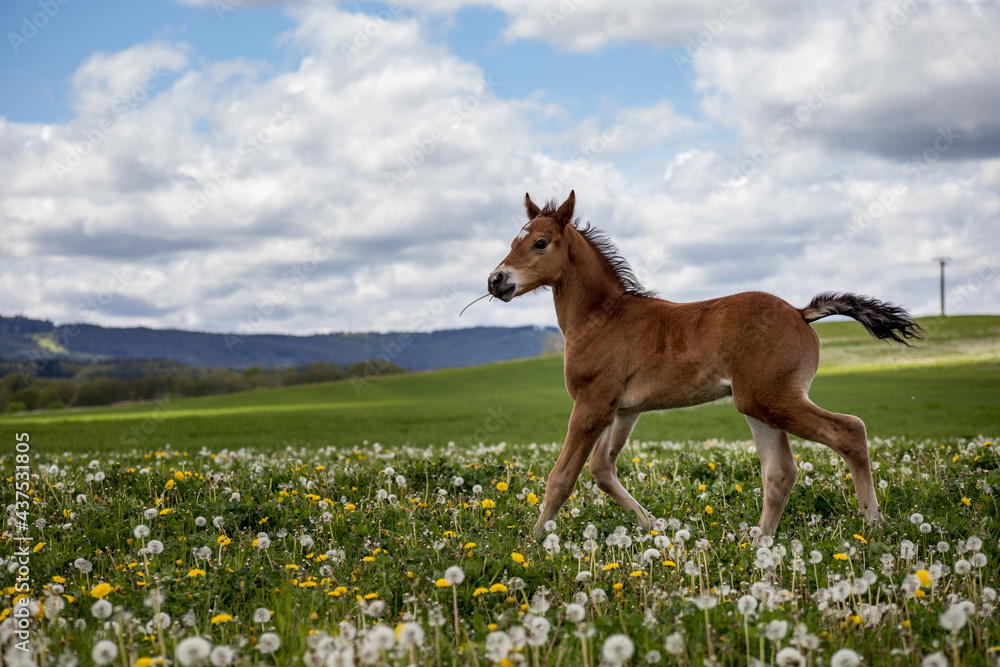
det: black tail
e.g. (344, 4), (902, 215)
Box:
(801, 292), (923, 346)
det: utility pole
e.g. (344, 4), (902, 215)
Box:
(933, 257), (951, 316)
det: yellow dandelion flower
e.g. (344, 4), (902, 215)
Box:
(210, 613), (233, 624)
(435, 578), (450, 588)
(481, 499), (496, 509)
(511, 552), (525, 563)
(489, 583), (508, 593)
(364, 592), (379, 599)
(164, 479), (174, 490)
(286, 564), (300, 570)
(698, 484), (706, 492)
(496, 482), (508, 491)
(663, 560), (677, 567)
(961, 497), (971, 506)
(464, 542), (477, 549)
(90, 583), (113, 599)
(526, 492), (539, 505)
(735, 484), (743, 493)
(833, 553), (849, 561)
(704, 505), (713, 515)
(174, 471), (185, 481)
(916, 570), (932, 587)
(612, 583), (624, 591)
(159, 508), (171, 515)
(488, 623), (498, 632)
(915, 590), (927, 598)
(345, 503), (356, 511)
(362, 556), (376, 562)
(33, 542), (45, 553)
(629, 571), (644, 577)
(187, 569), (206, 578)
(853, 533), (868, 544)
(473, 587), (489, 597)
(52, 576), (66, 584)
(603, 562), (619, 571)
(217, 536), (232, 546)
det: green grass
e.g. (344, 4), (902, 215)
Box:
(2, 316), (998, 453)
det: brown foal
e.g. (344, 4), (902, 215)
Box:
(488, 191), (921, 538)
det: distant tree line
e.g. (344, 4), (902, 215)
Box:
(0, 357), (405, 413)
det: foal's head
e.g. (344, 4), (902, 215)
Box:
(488, 191), (576, 301)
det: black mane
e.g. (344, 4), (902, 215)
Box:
(539, 200), (654, 298)
(574, 222), (656, 298)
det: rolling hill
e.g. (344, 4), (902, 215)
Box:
(0, 315), (563, 371)
(3, 316), (997, 453)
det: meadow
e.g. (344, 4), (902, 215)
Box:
(0, 316), (998, 666)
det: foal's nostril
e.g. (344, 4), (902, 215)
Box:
(489, 271), (503, 290)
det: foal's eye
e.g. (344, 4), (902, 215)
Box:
(533, 239), (549, 250)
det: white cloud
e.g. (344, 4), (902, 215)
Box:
(1, 0), (998, 342)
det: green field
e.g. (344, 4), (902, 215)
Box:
(1, 316), (998, 666)
(2, 316), (998, 453)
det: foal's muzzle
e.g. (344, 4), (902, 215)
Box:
(488, 270), (516, 302)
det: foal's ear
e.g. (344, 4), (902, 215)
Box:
(525, 193), (541, 220)
(553, 190), (575, 227)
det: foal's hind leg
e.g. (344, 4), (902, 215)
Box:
(745, 416), (797, 536)
(588, 413), (653, 529)
(751, 395), (882, 526)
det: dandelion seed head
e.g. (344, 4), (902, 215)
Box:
(195, 516), (207, 527)
(775, 646), (806, 667)
(209, 645), (235, 667)
(921, 653), (948, 667)
(253, 608), (271, 624)
(829, 648), (861, 667)
(395, 622), (424, 649)
(91, 640), (118, 666)
(765, 619), (789, 641)
(133, 524), (150, 539)
(146, 539), (164, 555)
(256, 632), (281, 654)
(602, 634), (634, 665)
(909, 512), (923, 525)
(176, 636), (212, 666)
(485, 631), (512, 662)
(737, 595), (757, 616)
(664, 632), (684, 656)
(938, 604), (968, 631)
(444, 566), (464, 585)
(90, 599), (112, 620)
(565, 603), (586, 623)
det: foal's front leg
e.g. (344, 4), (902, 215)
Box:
(533, 399), (615, 537)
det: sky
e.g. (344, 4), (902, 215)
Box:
(1, 0), (998, 337)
